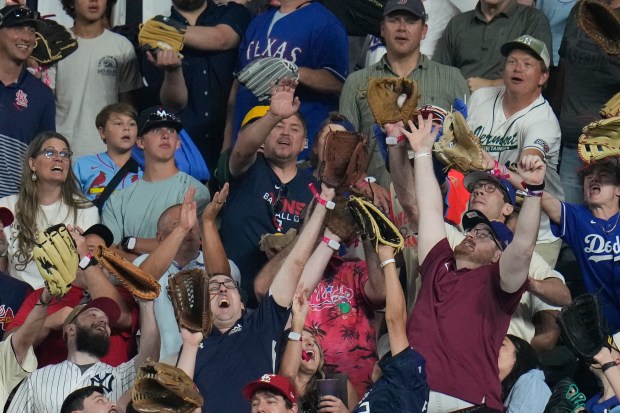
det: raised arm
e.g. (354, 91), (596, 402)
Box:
(201, 184), (231, 275)
(139, 187), (197, 280)
(362, 240), (386, 308)
(278, 285), (309, 382)
(541, 191), (562, 224)
(146, 50), (187, 112)
(270, 185), (334, 307)
(401, 115), (444, 263)
(229, 80), (300, 176)
(377, 244), (408, 357)
(499, 155), (545, 293)
(297, 227), (338, 294)
(10, 288), (50, 364)
(297, 68), (343, 95)
(184, 24), (242, 51)
(133, 300), (160, 373)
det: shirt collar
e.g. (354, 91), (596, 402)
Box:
(379, 53), (429, 75)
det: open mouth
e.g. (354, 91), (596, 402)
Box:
(589, 184), (601, 195)
(218, 297), (230, 308)
(301, 349), (314, 362)
(510, 76), (524, 83)
(277, 138), (291, 146)
(51, 165), (64, 172)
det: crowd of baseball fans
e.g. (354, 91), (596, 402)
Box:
(0, 0), (619, 411)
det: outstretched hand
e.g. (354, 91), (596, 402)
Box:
(400, 114), (440, 154)
(179, 187), (198, 232)
(292, 283), (310, 322)
(202, 183), (229, 224)
(268, 78), (300, 119)
(517, 154), (546, 186)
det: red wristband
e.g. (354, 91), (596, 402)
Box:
(308, 183), (335, 209)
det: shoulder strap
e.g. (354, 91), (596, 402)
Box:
(93, 158), (139, 212)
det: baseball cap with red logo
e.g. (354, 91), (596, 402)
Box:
(243, 374), (298, 404)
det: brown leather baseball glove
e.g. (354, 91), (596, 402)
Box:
(94, 246), (160, 300)
(132, 358), (204, 413)
(578, 0), (620, 56)
(167, 268), (212, 336)
(319, 130), (369, 190)
(367, 77), (419, 124)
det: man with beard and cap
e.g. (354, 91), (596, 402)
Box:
(7, 293), (159, 413)
(60, 386), (117, 413)
(400, 115), (545, 412)
(0, 4), (55, 197)
(142, 0), (251, 169)
(4, 224), (139, 368)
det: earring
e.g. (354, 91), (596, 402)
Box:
(31, 172), (37, 182)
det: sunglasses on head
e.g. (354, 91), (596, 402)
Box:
(0, 7), (39, 28)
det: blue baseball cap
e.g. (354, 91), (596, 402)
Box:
(464, 171), (517, 206)
(462, 209), (514, 251)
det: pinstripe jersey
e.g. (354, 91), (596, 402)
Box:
(6, 359), (135, 413)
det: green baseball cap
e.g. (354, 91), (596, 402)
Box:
(501, 35), (550, 69)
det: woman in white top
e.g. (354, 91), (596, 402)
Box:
(0, 132), (99, 287)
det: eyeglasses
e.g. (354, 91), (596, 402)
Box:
(36, 148), (73, 160)
(208, 279), (239, 293)
(464, 227), (502, 250)
(0, 7), (39, 24)
(472, 181), (509, 203)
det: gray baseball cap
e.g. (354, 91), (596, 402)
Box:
(501, 35), (551, 69)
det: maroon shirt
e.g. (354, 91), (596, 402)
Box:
(408, 239), (525, 411)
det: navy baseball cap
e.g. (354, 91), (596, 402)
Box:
(82, 224), (114, 248)
(0, 5), (38, 29)
(138, 106), (182, 136)
(464, 171), (517, 206)
(462, 209), (514, 251)
(383, 0), (427, 20)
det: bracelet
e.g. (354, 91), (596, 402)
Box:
(386, 135), (406, 145)
(602, 361), (617, 372)
(36, 296), (51, 306)
(413, 152), (432, 160)
(521, 181), (546, 191)
(380, 258), (396, 268)
(322, 236), (340, 251)
(526, 190), (543, 197)
(308, 183), (335, 210)
(356, 177), (377, 188)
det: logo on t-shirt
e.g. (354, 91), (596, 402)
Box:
(90, 373), (115, 392)
(583, 234), (620, 263)
(14, 89), (28, 108)
(0, 305), (15, 332)
(97, 56), (119, 76)
(473, 126), (519, 153)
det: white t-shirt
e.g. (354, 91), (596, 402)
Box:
(54, 29), (143, 158)
(467, 86), (564, 244)
(0, 195), (99, 288)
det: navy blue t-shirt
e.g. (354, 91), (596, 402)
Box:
(143, 1), (251, 169)
(194, 294), (290, 412)
(0, 68), (55, 197)
(353, 347), (429, 413)
(220, 154), (316, 308)
(0, 272), (33, 339)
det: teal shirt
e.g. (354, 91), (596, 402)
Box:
(434, 0), (553, 79)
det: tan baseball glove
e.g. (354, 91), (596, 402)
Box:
(601, 91), (620, 119)
(433, 111), (485, 173)
(32, 224), (78, 296)
(367, 77), (419, 124)
(578, 116), (620, 163)
(139, 15), (186, 54)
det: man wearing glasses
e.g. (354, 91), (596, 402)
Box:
(401, 116), (547, 412)
(0, 5), (55, 197)
(220, 81), (316, 309)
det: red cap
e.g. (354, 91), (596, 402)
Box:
(63, 297), (121, 330)
(0, 207), (14, 226)
(243, 374), (298, 404)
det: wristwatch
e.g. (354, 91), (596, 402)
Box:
(79, 253), (95, 270)
(120, 236), (137, 251)
(288, 331), (302, 341)
(322, 236), (340, 251)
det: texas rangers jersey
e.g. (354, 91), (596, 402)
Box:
(7, 359), (135, 413)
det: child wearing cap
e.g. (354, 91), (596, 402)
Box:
(73, 103), (143, 212)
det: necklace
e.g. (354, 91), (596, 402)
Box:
(595, 212), (620, 234)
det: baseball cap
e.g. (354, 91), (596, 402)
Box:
(501, 35), (551, 69)
(462, 209), (514, 251)
(464, 171), (517, 206)
(138, 106), (182, 136)
(0, 5), (39, 29)
(243, 374), (298, 404)
(241, 105), (270, 128)
(63, 297), (121, 330)
(383, 0), (427, 20)
(81, 224), (114, 248)
(0, 207), (14, 226)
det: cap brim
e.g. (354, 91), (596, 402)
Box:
(464, 171), (514, 205)
(82, 224), (114, 247)
(500, 42), (547, 67)
(139, 120), (182, 137)
(64, 297), (121, 328)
